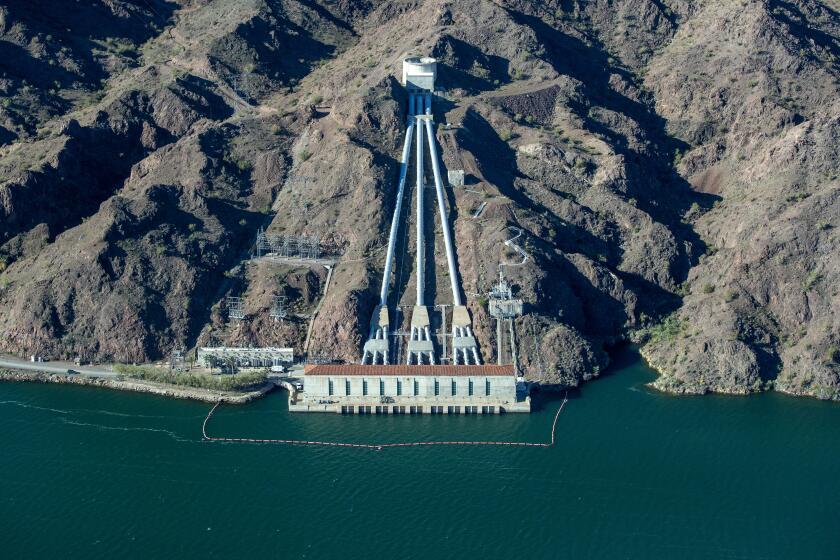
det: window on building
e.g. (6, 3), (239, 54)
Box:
(328, 379), (334, 396)
(397, 380), (402, 396)
(486, 379), (491, 396)
(363, 379), (368, 396)
(434, 380), (439, 396)
(468, 380), (474, 396)
(379, 379), (384, 395)
(345, 379), (350, 396)
(451, 379), (457, 395)
(413, 379), (419, 395)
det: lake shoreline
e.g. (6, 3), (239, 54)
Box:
(0, 368), (276, 404)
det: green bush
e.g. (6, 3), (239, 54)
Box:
(114, 364), (267, 391)
(472, 66), (490, 79)
(825, 345), (840, 364)
(702, 283), (715, 294)
(803, 270), (821, 291)
(647, 315), (686, 344)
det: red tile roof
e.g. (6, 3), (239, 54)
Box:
(303, 364), (515, 377)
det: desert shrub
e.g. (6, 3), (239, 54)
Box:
(114, 364), (267, 391)
(803, 270), (821, 291)
(825, 345), (840, 364)
(647, 315), (686, 344)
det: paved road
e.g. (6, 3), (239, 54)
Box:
(0, 356), (119, 379)
(3, 355), (308, 381)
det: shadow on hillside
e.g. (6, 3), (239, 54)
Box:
(432, 36), (512, 94)
(505, 8), (720, 281)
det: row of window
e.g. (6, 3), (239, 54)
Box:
(327, 378), (491, 396)
(340, 405), (498, 414)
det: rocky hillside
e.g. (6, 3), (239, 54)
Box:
(0, 0), (838, 399)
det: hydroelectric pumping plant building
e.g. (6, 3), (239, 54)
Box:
(295, 57), (530, 414)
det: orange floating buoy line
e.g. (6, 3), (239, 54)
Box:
(201, 392), (568, 450)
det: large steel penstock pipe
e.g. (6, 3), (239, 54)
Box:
(415, 116), (425, 306)
(379, 121), (415, 305)
(424, 117), (463, 306)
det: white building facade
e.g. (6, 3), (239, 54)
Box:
(293, 365), (529, 414)
(197, 347), (294, 369)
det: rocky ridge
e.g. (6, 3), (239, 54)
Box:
(0, 0), (837, 400)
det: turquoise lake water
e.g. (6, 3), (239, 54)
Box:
(2, 346), (839, 559)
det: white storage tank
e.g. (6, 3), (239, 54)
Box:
(402, 56), (437, 91)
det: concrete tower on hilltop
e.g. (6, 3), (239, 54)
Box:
(401, 56), (437, 92)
